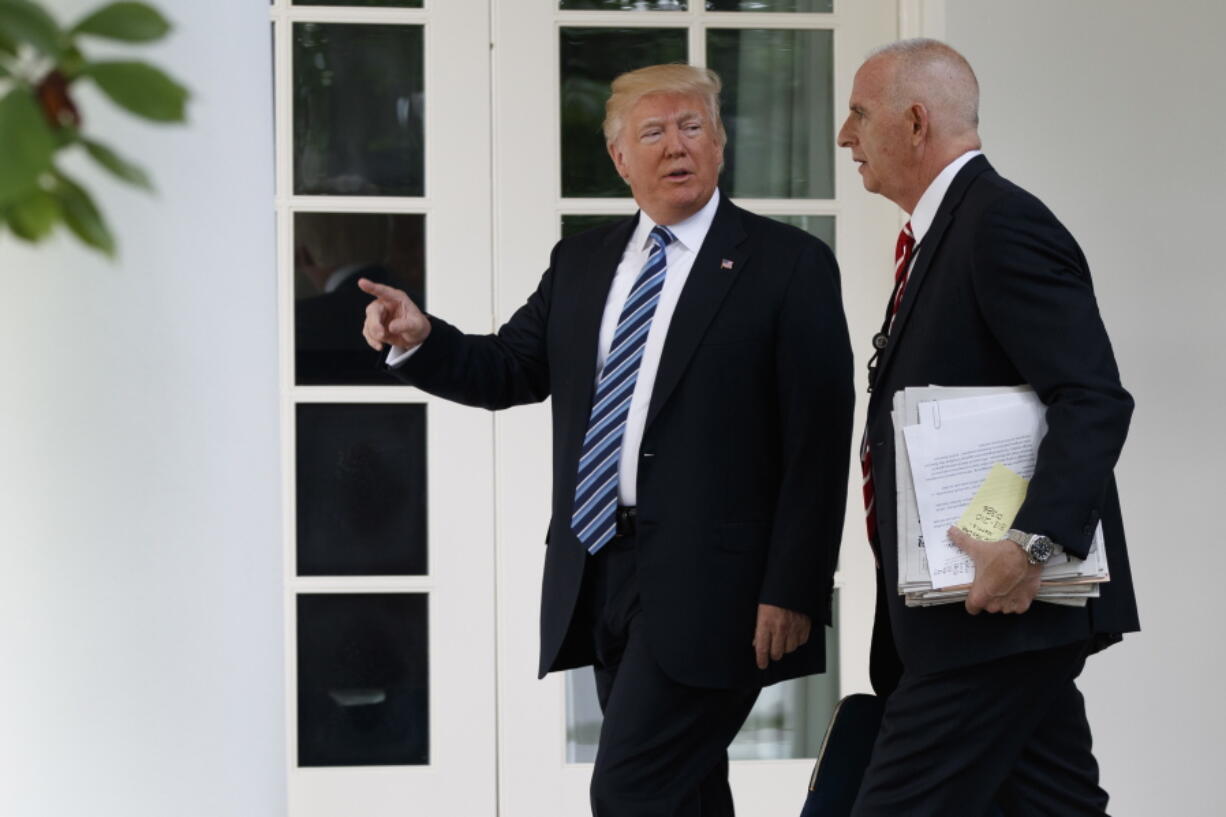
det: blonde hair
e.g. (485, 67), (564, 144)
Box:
(602, 64), (726, 148)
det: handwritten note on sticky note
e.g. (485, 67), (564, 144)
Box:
(956, 463), (1029, 541)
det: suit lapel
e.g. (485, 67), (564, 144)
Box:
(645, 194), (750, 430)
(566, 214), (639, 390)
(869, 156), (993, 413)
(556, 213), (638, 490)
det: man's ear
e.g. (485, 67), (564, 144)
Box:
(908, 103), (930, 145)
(607, 139), (628, 181)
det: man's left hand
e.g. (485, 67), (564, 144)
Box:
(947, 526), (1043, 615)
(753, 604), (811, 670)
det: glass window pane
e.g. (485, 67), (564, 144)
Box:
(707, 28), (834, 199)
(560, 28), (687, 198)
(298, 593), (429, 766)
(705, 0), (833, 11)
(565, 593), (839, 761)
(561, 214), (627, 238)
(773, 214), (834, 249)
(296, 404), (428, 576)
(566, 668), (602, 763)
(294, 212), (425, 386)
(559, 0), (685, 8)
(294, 23), (424, 196)
(295, 0), (422, 6)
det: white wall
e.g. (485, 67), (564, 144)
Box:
(0, 2), (284, 816)
(3, 1), (1221, 815)
(943, 2), (1226, 814)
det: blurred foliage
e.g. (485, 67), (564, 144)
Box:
(0, 0), (188, 257)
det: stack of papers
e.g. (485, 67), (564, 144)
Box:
(891, 386), (1109, 607)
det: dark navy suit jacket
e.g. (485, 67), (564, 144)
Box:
(864, 156), (1140, 684)
(390, 193), (855, 689)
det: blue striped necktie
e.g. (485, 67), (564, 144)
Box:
(571, 224), (676, 554)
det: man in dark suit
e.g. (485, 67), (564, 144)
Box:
(359, 64), (854, 816)
(838, 39), (1139, 815)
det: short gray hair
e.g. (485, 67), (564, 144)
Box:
(867, 38), (979, 130)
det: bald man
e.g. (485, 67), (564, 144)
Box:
(838, 39), (1138, 816)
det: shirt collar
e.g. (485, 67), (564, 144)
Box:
(324, 263), (366, 293)
(909, 150), (983, 245)
(633, 187), (721, 253)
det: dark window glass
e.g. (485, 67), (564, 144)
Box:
(559, 0), (685, 8)
(561, 214), (628, 238)
(707, 28), (834, 199)
(560, 28), (687, 198)
(293, 23), (424, 196)
(705, 0), (833, 10)
(294, 212), (425, 386)
(298, 593), (429, 766)
(774, 214), (835, 249)
(296, 404), (427, 576)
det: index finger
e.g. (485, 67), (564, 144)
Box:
(358, 278), (405, 300)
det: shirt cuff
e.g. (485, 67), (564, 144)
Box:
(386, 344), (421, 368)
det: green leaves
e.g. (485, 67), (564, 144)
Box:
(0, 87), (56, 205)
(52, 170), (114, 256)
(72, 2), (169, 43)
(81, 60), (188, 122)
(82, 137), (152, 190)
(0, 27), (18, 55)
(0, 164), (120, 253)
(0, 0), (63, 58)
(5, 187), (59, 240)
(0, 1), (183, 257)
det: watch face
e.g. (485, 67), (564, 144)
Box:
(1029, 536), (1054, 562)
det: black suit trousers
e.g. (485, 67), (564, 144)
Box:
(584, 535), (761, 817)
(851, 641), (1109, 817)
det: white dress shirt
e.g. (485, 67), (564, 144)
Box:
(389, 188), (721, 506)
(597, 188), (720, 505)
(323, 263), (366, 294)
(908, 149), (983, 256)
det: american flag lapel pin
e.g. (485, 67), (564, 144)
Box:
(721, 258), (734, 270)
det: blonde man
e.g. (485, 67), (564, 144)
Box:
(363, 64), (854, 816)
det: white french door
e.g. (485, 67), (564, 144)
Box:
(273, 1), (497, 814)
(277, 1), (904, 815)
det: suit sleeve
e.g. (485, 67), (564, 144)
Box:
(758, 239), (855, 623)
(387, 246), (556, 410)
(971, 193), (1133, 558)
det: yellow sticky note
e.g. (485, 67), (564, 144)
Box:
(957, 463), (1030, 541)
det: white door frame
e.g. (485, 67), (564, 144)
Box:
(273, 2), (498, 814)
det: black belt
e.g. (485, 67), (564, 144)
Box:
(614, 506), (637, 537)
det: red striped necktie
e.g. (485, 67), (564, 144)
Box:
(862, 221), (916, 546)
(890, 221), (917, 326)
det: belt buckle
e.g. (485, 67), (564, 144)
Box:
(615, 506), (637, 537)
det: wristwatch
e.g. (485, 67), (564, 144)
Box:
(1004, 529), (1057, 565)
